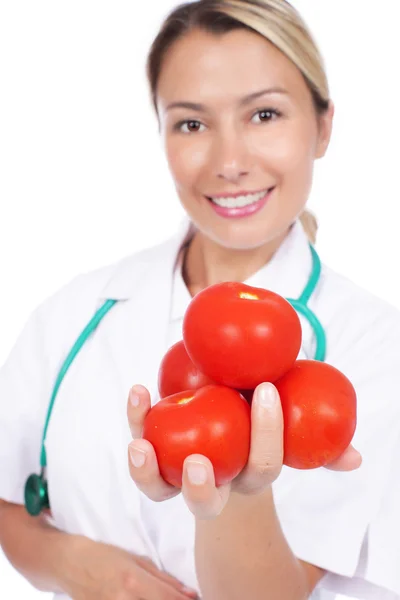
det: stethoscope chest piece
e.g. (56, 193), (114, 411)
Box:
(24, 472), (49, 516)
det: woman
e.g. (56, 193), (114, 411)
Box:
(127, 0), (400, 598)
(0, 1), (399, 599)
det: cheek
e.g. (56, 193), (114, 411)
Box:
(165, 137), (208, 189)
(252, 123), (317, 175)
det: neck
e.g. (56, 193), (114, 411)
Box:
(182, 227), (291, 297)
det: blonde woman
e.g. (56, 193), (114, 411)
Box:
(1, 1), (399, 599)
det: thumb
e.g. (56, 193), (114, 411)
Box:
(127, 384), (152, 439)
(325, 444), (362, 471)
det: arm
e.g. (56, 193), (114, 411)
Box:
(0, 499), (77, 593)
(0, 500), (199, 599)
(127, 384), (361, 600)
(194, 488), (324, 600)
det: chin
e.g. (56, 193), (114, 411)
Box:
(202, 217), (296, 251)
(197, 220), (287, 251)
(183, 193), (302, 251)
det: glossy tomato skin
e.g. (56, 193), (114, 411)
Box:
(142, 385), (251, 487)
(183, 282), (302, 389)
(158, 340), (215, 398)
(274, 360), (357, 469)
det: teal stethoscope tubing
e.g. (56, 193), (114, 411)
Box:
(287, 244), (326, 362)
(24, 243), (326, 516)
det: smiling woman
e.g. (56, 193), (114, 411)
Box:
(150, 20), (331, 262)
(148, 0), (327, 254)
(1, 1), (400, 600)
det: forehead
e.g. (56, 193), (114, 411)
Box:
(157, 28), (307, 106)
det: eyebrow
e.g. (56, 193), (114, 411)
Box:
(165, 87), (289, 112)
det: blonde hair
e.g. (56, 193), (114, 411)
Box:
(146, 0), (330, 114)
(146, 0), (327, 242)
(299, 210), (318, 244)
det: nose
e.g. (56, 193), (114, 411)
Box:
(211, 130), (250, 183)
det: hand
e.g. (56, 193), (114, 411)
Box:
(127, 383), (362, 519)
(62, 535), (199, 600)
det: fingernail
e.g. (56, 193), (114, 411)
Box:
(130, 389), (140, 408)
(187, 461), (208, 485)
(129, 444), (146, 468)
(258, 383), (277, 408)
(181, 586), (199, 597)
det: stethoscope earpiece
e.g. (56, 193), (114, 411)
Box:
(24, 472), (50, 517)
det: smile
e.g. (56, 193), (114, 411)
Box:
(205, 187), (275, 219)
(207, 188), (271, 209)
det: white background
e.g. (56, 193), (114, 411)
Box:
(0, 1), (399, 597)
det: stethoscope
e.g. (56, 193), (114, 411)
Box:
(24, 243), (326, 517)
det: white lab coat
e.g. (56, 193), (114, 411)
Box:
(1, 219), (400, 600)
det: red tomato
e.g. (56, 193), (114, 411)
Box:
(158, 340), (215, 399)
(274, 360), (357, 469)
(183, 282), (302, 389)
(142, 385), (251, 487)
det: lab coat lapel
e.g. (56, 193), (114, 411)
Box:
(98, 219), (318, 402)
(99, 226), (190, 405)
(240, 221), (319, 359)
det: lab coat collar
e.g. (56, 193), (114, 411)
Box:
(169, 219), (315, 321)
(252, 219), (314, 301)
(98, 219), (194, 301)
(97, 218), (195, 404)
(99, 217), (314, 304)
(97, 217), (315, 405)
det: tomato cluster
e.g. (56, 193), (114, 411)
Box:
(143, 282), (357, 487)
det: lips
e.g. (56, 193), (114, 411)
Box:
(206, 187), (275, 219)
(206, 187), (274, 207)
(207, 186), (273, 199)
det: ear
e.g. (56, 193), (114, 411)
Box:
(315, 100), (335, 159)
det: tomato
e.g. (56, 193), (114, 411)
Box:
(158, 340), (215, 399)
(274, 360), (357, 469)
(142, 385), (251, 487)
(183, 282), (302, 389)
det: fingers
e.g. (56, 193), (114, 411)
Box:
(181, 454), (231, 519)
(128, 438), (180, 502)
(149, 577), (200, 600)
(127, 384), (152, 439)
(325, 444), (363, 471)
(128, 384), (180, 501)
(136, 566), (200, 600)
(233, 382), (283, 494)
(127, 381), (229, 517)
(134, 555), (199, 598)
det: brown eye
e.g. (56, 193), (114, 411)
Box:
(186, 120), (200, 131)
(259, 110), (273, 121)
(251, 109), (281, 124)
(175, 120), (205, 133)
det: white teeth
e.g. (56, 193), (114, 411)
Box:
(210, 189), (269, 208)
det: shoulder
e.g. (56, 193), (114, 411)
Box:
(319, 262), (400, 341)
(315, 261), (400, 407)
(38, 235), (176, 314)
(29, 235), (179, 371)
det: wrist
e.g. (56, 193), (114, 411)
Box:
(54, 533), (90, 596)
(225, 485), (273, 512)
(194, 487), (273, 530)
